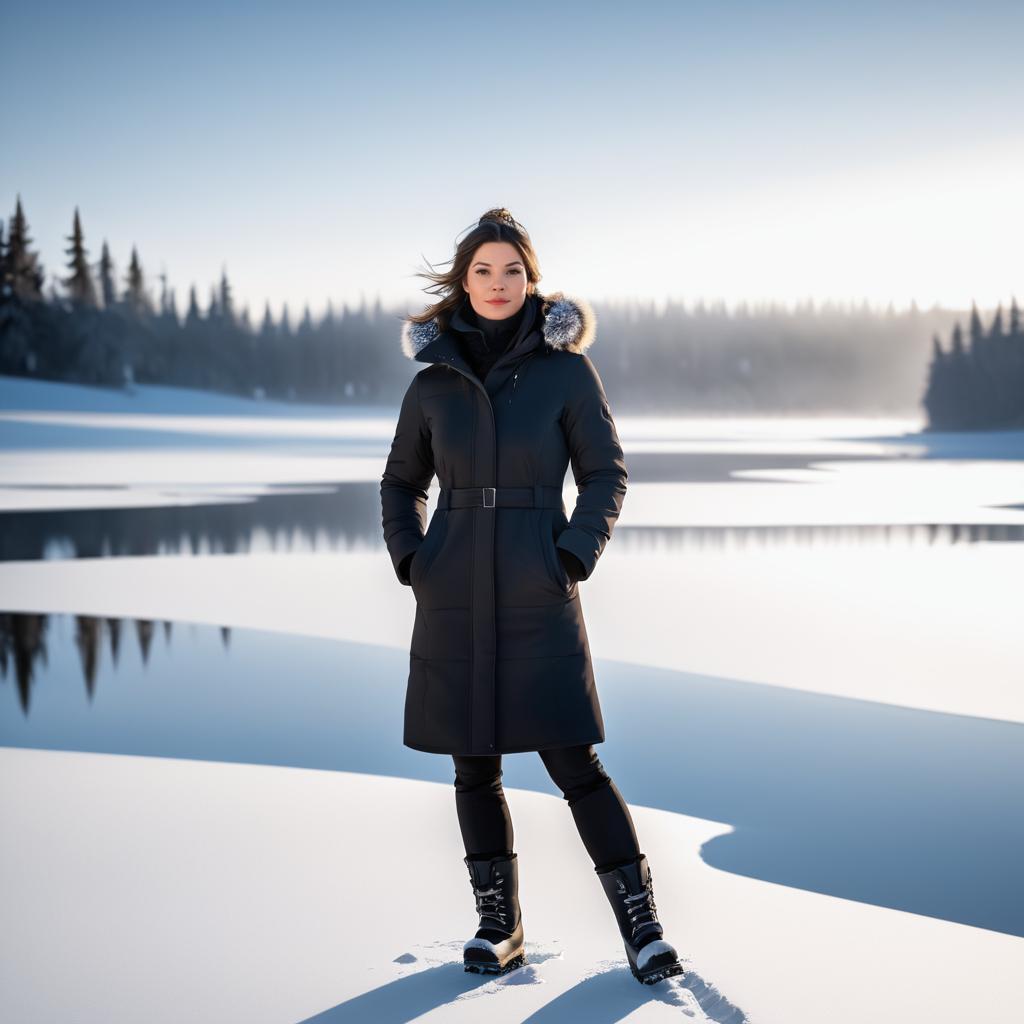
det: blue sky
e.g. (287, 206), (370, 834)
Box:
(3, 0), (1022, 319)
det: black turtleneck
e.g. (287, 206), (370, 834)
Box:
(455, 296), (531, 382)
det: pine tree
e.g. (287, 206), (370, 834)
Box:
(218, 267), (234, 325)
(297, 302), (316, 393)
(206, 283), (220, 322)
(0, 218), (7, 300)
(922, 332), (949, 428)
(123, 246), (152, 316)
(4, 195), (45, 301)
(184, 285), (202, 329)
(61, 207), (98, 307)
(988, 304), (1004, 338)
(968, 301), (984, 345)
(279, 302), (294, 397)
(259, 301), (275, 339)
(157, 270), (169, 316)
(97, 241), (117, 309)
(166, 286), (180, 326)
(947, 322), (971, 428)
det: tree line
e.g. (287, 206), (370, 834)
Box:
(922, 301), (1024, 430)
(1, 194), (1017, 419)
(0, 196), (394, 401)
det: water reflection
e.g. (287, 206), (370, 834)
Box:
(0, 482), (380, 561)
(2, 610), (1021, 939)
(2, 474), (1021, 563)
(0, 612), (220, 711)
(622, 522), (1024, 546)
(0, 609), (418, 777)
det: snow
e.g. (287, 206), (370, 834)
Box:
(2, 746), (1021, 1024)
(0, 372), (382, 420)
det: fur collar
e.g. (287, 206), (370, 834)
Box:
(401, 291), (596, 361)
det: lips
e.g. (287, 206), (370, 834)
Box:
(486, 299), (509, 305)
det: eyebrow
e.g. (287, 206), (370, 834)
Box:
(472, 260), (524, 268)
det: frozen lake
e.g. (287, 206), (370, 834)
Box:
(2, 374), (1023, 941)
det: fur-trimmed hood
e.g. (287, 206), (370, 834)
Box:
(400, 291), (597, 361)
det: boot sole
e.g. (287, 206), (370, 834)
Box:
(630, 957), (685, 985)
(464, 948), (527, 975)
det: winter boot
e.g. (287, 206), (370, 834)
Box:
(596, 853), (684, 985)
(462, 852), (526, 975)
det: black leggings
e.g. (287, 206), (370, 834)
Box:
(452, 744), (641, 872)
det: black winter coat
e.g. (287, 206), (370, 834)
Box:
(380, 291), (628, 755)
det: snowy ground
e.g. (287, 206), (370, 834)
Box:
(3, 746), (1022, 1024)
(2, 375), (1023, 1022)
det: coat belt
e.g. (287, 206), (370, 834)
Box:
(437, 485), (564, 510)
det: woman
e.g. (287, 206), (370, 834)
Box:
(380, 208), (683, 986)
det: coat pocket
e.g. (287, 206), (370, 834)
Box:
(410, 511), (448, 592)
(539, 508), (572, 592)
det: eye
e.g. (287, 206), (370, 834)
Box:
(475, 268), (489, 275)
(508, 268), (522, 275)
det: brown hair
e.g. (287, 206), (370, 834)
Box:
(405, 207), (543, 330)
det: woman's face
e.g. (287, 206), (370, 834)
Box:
(463, 241), (528, 319)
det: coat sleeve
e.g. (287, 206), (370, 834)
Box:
(380, 373), (435, 585)
(555, 354), (628, 581)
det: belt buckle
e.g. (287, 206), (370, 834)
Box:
(482, 486), (496, 508)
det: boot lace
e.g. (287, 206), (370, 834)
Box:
(472, 871), (508, 928)
(623, 869), (660, 939)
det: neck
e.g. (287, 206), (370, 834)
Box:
(468, 298), (527, 344)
